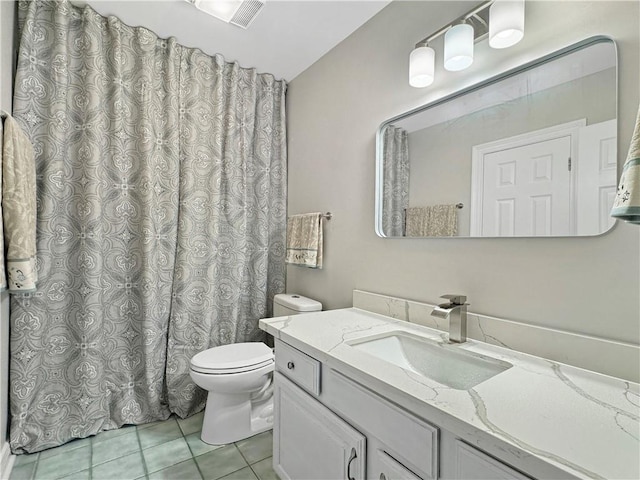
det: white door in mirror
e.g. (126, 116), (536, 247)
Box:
(478, 136), (572, 236)
(577, 119), (617, 234)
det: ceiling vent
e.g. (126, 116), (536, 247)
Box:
(230, 0), (265, 29)
(187, 0), (266, 29)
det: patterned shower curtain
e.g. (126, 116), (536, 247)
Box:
(381, 125), (409, 236)
(9, 0), (286, 454)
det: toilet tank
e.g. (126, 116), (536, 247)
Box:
(273, 293), (322, 317)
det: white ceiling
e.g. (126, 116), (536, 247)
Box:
(81, 0), (391, 81)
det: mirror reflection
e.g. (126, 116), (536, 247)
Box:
(376, 38), (617, 238)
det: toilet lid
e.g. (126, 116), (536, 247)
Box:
(190, 342), (274, 373)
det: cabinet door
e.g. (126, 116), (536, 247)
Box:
(455, 441), (531, 480)
(274, 372), (366, 480)
(374, 450), (423, 480)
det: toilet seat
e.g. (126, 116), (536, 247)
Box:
(190, 342), (274, 375)
(190, 359), (274, 375)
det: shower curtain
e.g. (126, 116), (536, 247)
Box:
(9, 0), (286, 454)
(381, 125), (409, 236)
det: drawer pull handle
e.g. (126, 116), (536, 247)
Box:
(380, 474), (387, 480)
(287, 361), (295, 370)
(347, 447), (357, 480)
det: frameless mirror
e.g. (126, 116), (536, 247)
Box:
(376, 37), (617, 238)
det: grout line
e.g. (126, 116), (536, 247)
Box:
(31, 454), (39, 480)
(183, 425), (205, 480)
(247, 461), (261, 480)
(89, 436), (94, 480)
(135, 426), (150, 479)
(234, 442), (250, 465)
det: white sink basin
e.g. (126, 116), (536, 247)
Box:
(347, 331), (512, 390)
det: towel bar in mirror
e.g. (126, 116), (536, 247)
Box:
(375, 37), (617, 238)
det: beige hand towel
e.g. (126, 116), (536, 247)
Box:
(405, 205), (458, 237)
(1, 114), (38, 292)
(286, 213), (323, 268)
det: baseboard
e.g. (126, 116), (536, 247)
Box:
(1, 441), (15, 480)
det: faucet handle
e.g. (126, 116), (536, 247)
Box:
(440, 294), (467, 305)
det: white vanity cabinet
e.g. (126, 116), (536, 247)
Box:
(274, 372), (366, 480)
(273, 339), (533, 480)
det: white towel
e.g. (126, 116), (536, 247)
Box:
(611, 105), (640, 224)
(1, 113), (38, 292)
(405, 205), (458, 237)
(285, 213), (323, 269)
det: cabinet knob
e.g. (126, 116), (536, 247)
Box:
(287, 361), (295, 370)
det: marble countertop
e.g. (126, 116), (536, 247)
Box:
(260, 308), (640, 480)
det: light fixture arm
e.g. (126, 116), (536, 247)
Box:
(413, 0), (494, 49)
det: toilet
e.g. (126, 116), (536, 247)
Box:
(189, 293), (322, 445)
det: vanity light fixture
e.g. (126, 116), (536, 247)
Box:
(409, 45), (436, 88)
(489, 0), (525, 49)
(409, 0), (525, 87)
(444, 23), (474, 71)
(185, 0), (266, 29)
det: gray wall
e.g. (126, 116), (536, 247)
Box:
(0, 0), (15, 463)
(286, 0), (640, 360)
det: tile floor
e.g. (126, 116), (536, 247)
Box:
(9, 413), (279, 480)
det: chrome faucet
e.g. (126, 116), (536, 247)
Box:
(431, 294), (468, 343)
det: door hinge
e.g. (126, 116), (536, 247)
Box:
(568, 157), (572, 171)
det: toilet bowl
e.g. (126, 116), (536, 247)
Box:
(189, 342), (275, 445)
(189, 294), (322, 445)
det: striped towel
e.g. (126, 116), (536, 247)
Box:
(285, 213), (323, 269)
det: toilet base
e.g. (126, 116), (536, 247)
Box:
(200, 391), (274, 445)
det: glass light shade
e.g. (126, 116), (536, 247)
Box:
(444, 24), (474, 72)
(409, 46), (435, 88)
(489, 0), (525, 49)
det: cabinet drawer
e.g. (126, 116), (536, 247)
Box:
(455, 441), (531, 480)
(325, 370), (438, 479)
(275, 339), (321, 395)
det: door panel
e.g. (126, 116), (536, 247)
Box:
(480, 136), (572, 236)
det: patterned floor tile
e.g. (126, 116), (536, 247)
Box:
(143, 437), (192, 474)
(249, 458), (279, 480)
(58, 469), (90, 480)
(136, 416), (173, 431)
(8, 462), (37, 480)
(39, 437), (91, 460)
(13, 452), (39, 467)
(92, 430), (140, 466)
(195, 445), (248, 480)
(92, 424), (137, 446)
(34, 445), (91, 479)
(185, 432), (222, 458)
(137, 418), (182, 449)
(177, 412), (204, 436)
(92, 451), (146, 480)
(219, 466), (258, 480)
(147, 459), (203, 480)
(235, 432), (272, 465)
(8, 416), (277, 480)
